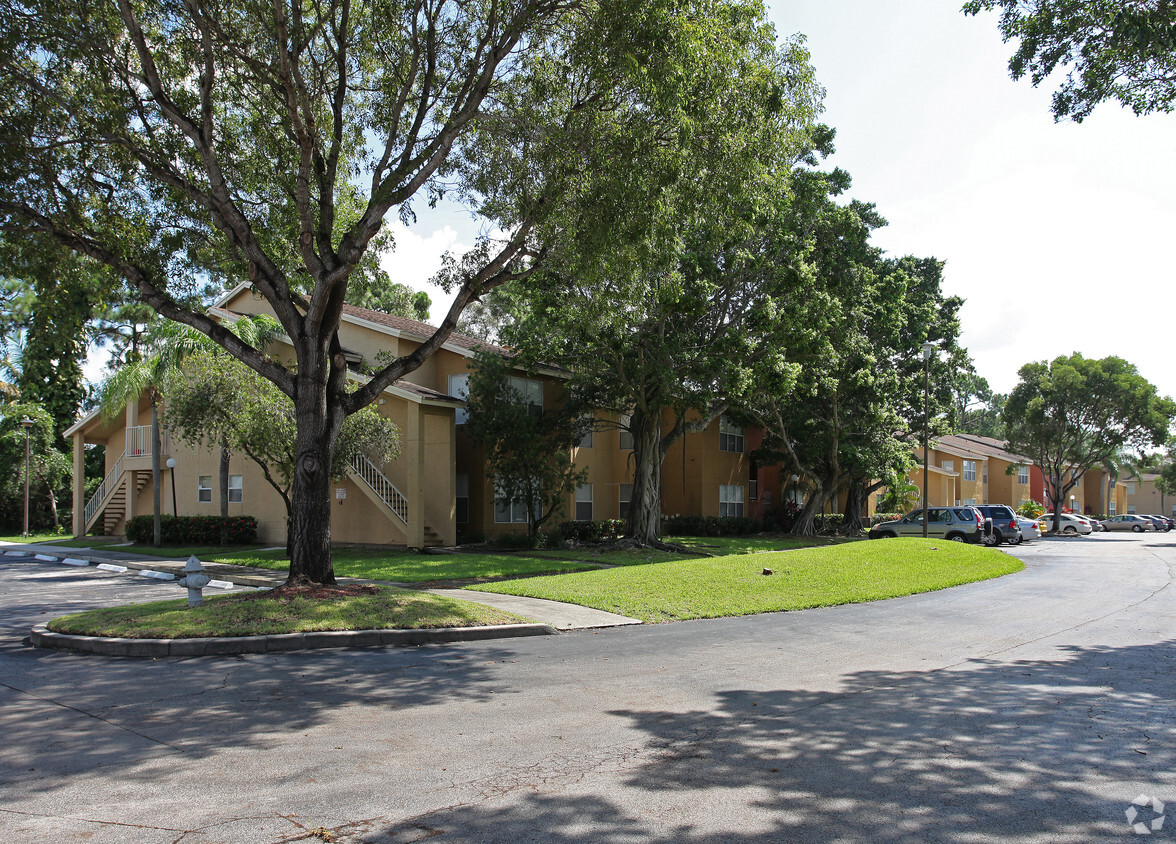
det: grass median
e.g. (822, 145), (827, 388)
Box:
(47, 584), (530, 639)
(467, 538), (1024, 623)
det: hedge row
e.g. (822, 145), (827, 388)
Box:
(557, 519), (627, 543)
(125, 515), (258, 545)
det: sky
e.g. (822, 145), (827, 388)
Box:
(375, 0), (1176, 401)
(80, 1), (1176, 400)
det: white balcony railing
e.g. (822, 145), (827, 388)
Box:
(350, 454), (409, 525)
(84, 454), (124, 526)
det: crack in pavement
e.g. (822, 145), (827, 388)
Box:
(0, 680), (188, 753)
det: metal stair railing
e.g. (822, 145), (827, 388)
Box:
(84, 454), (125, 527)
(349, 454), (409, 525)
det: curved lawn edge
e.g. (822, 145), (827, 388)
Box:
(466, 539), (1024, 623)
(45, 585), (528, 639)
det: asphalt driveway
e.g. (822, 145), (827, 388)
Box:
(1, 532), (1173, 843)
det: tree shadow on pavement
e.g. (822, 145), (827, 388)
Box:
(351, 639), (1176, 843)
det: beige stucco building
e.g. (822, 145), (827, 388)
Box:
(67, 285), (750, 547)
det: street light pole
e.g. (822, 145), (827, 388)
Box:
(921, 342), (935, 538)
(21, 417), (33, 538)
(167, 457), (178, 517)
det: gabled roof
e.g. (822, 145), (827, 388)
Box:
(214, 281), (567, 376)
(935, 433), (1032, 465)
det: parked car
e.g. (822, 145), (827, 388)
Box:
(1099, 514), (1154, 532)
(1137, 515), (1171, 532)
(1037, 513), (1093, 535)
(1016, 517), (1041, 543)
(974, 504), (1021, 546)
(869, 506), (985, 543)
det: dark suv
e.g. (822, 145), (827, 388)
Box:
(974, 504), (1021, 546)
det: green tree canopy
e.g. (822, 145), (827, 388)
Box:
(0, 0), (806, 582)
(964, 0), (1176, 120)
(464, 351), (589, 538)
(1002, 353), (1175, 530)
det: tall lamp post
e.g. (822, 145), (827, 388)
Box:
(21, 417), (34, 538)
(921, 342), (935, 538)
(166, 457), (178, 517)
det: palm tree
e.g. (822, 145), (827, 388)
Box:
(98, 316), (283, 545)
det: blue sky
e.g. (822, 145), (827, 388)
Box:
(382, 0), (1176, 400)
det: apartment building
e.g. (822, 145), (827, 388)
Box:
(67, 285), (748, 547)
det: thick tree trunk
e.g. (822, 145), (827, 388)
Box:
(790, 484), (829, 536)
(842, 484), (867, 533)
(219, 445), (230, 545)
(285, 368), (345, 586)
(628, 408), (664, 546)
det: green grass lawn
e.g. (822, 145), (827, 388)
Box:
(205, 546), (599, 582)
(468, 538), (1023, 622)
(518, 534), (853, 566)
(0, 531), (78, 544)
(47, 584), (529, 638)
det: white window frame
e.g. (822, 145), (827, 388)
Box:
(962, 460), (977, 482)
(941, 460), (954, 473)
(197, 475), (213, 503)
(719, 484), (745, 518)
(719, 417), (744, 453)
(618, 414), (634, 450)
(448, 373), (470, 424)
(456, 473), (469, 524)
(494, 481), (539, 524)
(1017, 466), (1029, 484)
(228, 474), (244, 503)
(575, 484), (593, 521)
(507, 375), (543, 414)
(619, 483), (633, 520)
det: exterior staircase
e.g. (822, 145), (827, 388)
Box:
(84, 454), (127, 535)
(348, 453), (443, 547)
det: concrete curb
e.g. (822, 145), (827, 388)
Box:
(30, 622), (558, 657)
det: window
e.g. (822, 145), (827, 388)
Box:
(197, 476), (212, 503)
(448, 374), (470, 424)
(962, 461), (977, 482)
(228, 475), (243, 503)
(959, 498), (976, 506)
(719, 484), (745, 517)
(749, 459), (759, 501)
(1126, 482), (1136, 495)
(575, 484), (593, 521)
(507, 375), (543, 415)
(1017, 466), (1029, 484)
(719, 417), (744, 453)
(941, 460), (954, 473)
(1109, 502), (1117, 515)
(618, 414), (633, 450)
(579, 420), (594, 449)
(619, 484), (633, 520)
(494, 482), (538, 524)
(1128, 505), (1137, 514)
(456, 474), (469, 524)
(982, 463), (988, 484)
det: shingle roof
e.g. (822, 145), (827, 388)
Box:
(340, 303), (509, 356)
(937, 433), (1032, 464)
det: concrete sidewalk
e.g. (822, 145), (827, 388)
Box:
(0, 541), (642, 633)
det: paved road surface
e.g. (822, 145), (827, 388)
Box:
(1, 533), (1173, 842)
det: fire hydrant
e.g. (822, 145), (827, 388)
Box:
(177, 555), (211, 607)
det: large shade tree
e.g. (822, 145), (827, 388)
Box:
(1002, 353), (1175, 532)
(746, 163), (964, 535)
(0, 0), (793, 582)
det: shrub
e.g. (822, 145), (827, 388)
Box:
(660, 514), (759, 537)
(125, 514), (257, 545)
(557, 519), (626, 543)
(870, 512), (903, 526)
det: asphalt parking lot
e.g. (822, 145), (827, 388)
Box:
(1, 532), (1173, 843)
